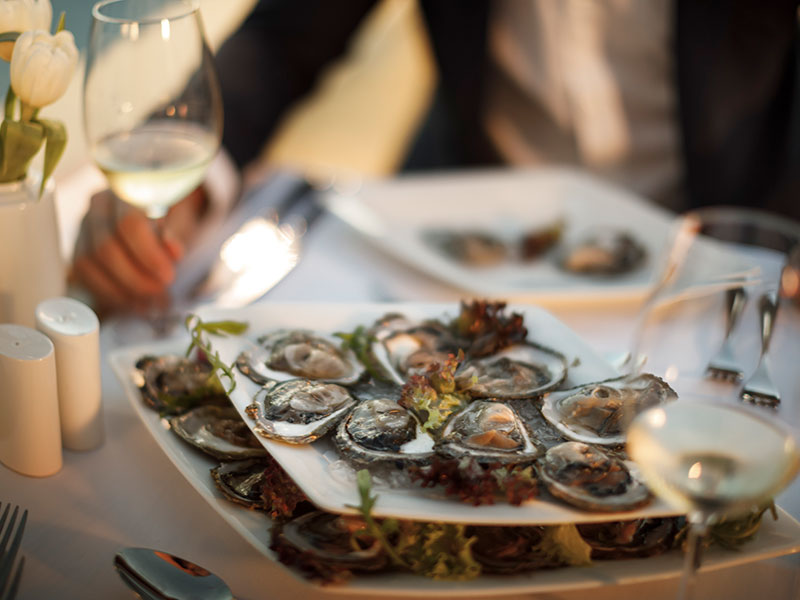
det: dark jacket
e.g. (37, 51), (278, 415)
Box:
(216, 0), (800, 218)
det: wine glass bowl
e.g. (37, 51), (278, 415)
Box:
(623, 206), (800, 599)
(84, 0), (222, 219)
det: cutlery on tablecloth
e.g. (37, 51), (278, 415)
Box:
(114, 547), (233, 600)
(0, 504), (27, 600)
(705, 286), (748, 382)
(740, 290), (781, 408)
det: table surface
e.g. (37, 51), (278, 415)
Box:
(5, 168), (800, 600)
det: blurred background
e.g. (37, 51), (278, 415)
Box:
(30, 0), (435, 181)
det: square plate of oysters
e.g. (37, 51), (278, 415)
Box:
(111, 301), (800, 594)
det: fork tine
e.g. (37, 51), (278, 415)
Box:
(0, 508), (26, 594)
(0, 506), (18, 556)
(0, 556), (24, 600)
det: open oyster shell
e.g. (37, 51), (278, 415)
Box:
(541, 374), (677, 446)
(369, 315), (457, 385)
(237, 329), (365, 386)
(211, 458), (270, 510)
(436, 400), (544, 465)
(334, 397), (434, 466)
(538, 441), (651, 512)
(246, 379), (356, 444)
(455, 343), (568, 399)
(169, 405), (268, 460)
(560, 229), (646, 275)
(134, 354), (228, 415)
(272, 510), (388, 573)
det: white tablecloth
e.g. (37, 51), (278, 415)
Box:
(4, 173), (800, 600)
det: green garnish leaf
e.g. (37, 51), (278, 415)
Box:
(539, 524), (593, 567)
(335, 326), (389, 382)
(184, 314), (248, 394)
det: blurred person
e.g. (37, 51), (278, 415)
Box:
(72, 0), (800, 316)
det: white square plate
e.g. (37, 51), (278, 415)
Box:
(109, 301), (800, 595)
(324, 169), (676, 304)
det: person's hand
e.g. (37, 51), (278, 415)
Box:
(70, 187), (207, 318)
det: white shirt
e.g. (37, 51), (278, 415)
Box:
(484, 0), (685, 211)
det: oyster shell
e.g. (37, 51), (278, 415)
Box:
(272, 510), (387, 573)
(541, 374), (677, 446)
(577, 518), (678, 559)
(369, 316), (457, 385)
(436, 401), (544, 465)
(560, 229), (646, 275)
(169, 405), (268, 460)
(134, 354), (228, 415)
(538, 441), (651, 512)
(423, 229), (508, 267)
(334, 397), (434, 466)
(246, 379), (356, 444)
(211, 458), (270, 509)
(455, 343), (568, 399)
(237, 329), (364, 386)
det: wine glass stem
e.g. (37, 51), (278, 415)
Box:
(677, 519), (708, 600)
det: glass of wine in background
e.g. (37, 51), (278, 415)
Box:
(84, 0), (223, 334)
(624, 206), (800, 599)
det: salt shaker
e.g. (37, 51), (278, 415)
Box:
(35, 297), (103, 451)
(0, 324), (62, 476)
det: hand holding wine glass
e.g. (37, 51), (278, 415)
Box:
(80, 0), (222, 320)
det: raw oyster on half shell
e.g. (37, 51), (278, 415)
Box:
(436, 401), (544, 465)
(541, 374), (676, 446)
(169, 405), (268, 460)
(334, 397), (434, 466)
(210, 458), (271, 509)
(237, 329), (364, 386)
(134, 355), (228, 415)
(538, 441), (651, 512)
(560, 229), (646, 275)
(246, 379), (356, 444)
(455, 343), (567, 399)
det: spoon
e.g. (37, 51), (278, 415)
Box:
(114, 547), (234, 600)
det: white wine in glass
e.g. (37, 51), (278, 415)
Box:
(628, 398), (800, 599)
(84, 0), (223, 221)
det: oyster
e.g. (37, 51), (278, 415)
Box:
(370, 316), (457, 384)
(423, 229), (508, 267)
(436, 401), (544, 465)
(577, 518), (678, 559)
(334, 397), (434, 466)
(541, 374), (677, 445)
(246, 379), (356, 444)
(237, 329), (364, 386)
(134, 354), (228, 415)
(211, 458), (271, 509)
(169, 405), (268, 460)
(272, 511), (387, 575)
(560, 229), (646, 275)
(455, 343), (567, 399)
(538, 441), (651, 512)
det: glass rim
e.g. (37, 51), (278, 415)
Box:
(92, 0), (200, 25)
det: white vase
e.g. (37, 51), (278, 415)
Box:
(0, 176), (66, 327)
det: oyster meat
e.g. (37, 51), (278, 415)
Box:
(455, 343), (567, 399)
(538, 441), (651, 512)
(238, 329), (364, 386)
(246, 379), (356, 444)
(541, 374), (677, 445)
(561, 229), (646, 275)
(334, 397), (434, 466)
(436, 401), (544, 465)
(169, 405), (268, 460)
(424, 229), (508, 267)
(134, 354), (228, 415)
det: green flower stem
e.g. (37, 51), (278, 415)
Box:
(4, 87), (15, 120)
(56, 12), (66, 34)
(20, 103), (36, 122)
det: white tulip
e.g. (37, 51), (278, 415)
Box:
(0, 0), (51, 61)
(10, 29), (78, 110)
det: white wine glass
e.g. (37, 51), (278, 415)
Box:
(83, 0), (223, 335)
(624, 207), (800, 599)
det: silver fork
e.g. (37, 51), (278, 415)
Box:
(705, 286), (748, 382)
(0, 504), (27, 600)
(740, 291), (781, 408)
